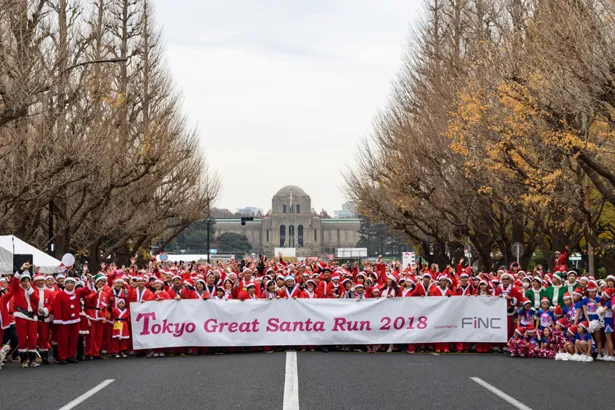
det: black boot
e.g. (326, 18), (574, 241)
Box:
(77, 335), (85, 361)
(41, 351), (50, 365)
(52, 344), (58, 361)
(19, 352), (28, 368)
(28, 352), (40, 367)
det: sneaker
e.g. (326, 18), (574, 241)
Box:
(584, 356), (594, 362)
(510, 353), (517, 357)
(159, 353), (165, 357)
(152, 353), (159, 358)
(122, 353), (128, 358)
(115, 354), (121, 358)
(145, 351), (154, 358)
(597, 354), (604, 361)
(519, 354), (525, 358)
(28, 361), (40, 368)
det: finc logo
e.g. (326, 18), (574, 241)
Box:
(461, 317), (502, 329)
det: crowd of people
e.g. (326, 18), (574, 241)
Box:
(1, 248), (614, 368)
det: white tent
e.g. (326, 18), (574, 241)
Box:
(0, 235), (61, 274)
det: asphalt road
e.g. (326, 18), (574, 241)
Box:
(1, 352), (613, 410)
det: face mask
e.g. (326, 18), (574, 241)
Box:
(523, 282), (530, 289)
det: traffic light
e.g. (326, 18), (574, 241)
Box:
(241, 216), (254, 226)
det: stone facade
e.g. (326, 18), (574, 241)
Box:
(215, 185), (361, 256)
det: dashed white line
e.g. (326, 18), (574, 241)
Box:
(57, 379), (115, 410)
(283, 352), (300, 410)
(471, 377), (533, 410)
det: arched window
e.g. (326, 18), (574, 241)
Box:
(280, 225), (286, 247)
(289, 225), (295, 247)
(298, 225), (303, 247)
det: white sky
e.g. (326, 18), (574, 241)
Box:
(154, 0), (422, 214)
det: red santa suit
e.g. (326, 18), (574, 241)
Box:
(34, 283), (55, 353)
(85, 289), (110, 358)
(11, 273), (40, 354)
(128, 286), (156, 304)
(0, 290), (14, 344)
(110, 307), (130, 354)
(278, 284), (302, 299)
(53, 284), (91, 361)
(495, 280), (522, 339)
(429, 284), (453, 297)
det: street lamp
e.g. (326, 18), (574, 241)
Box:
(47, 57), (128, 256)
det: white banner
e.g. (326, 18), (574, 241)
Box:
(130, 297), (507, 349)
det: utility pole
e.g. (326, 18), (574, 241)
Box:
(207, 217), (211, 263)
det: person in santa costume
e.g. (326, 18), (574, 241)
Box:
(411, 273), (432, 297)
(128, 275), (155, 304)
(495, 273), (522, 348)
(53, 276), (92, 364)
(546, 272), (566, 308)
(430, 275), (453, 353)
(11, 263), (41, 368)
(279, 276), (301, 299)
(301, 280), (318, 299)
(526, 277), (546, 309)
(553, 246), (569, 272)
(32, 274), (54, 365)
(238, 283), (258, 300)
(85, 274), (110, 360)
(261, 280), (280, 300)
(110, 299), (130, 358)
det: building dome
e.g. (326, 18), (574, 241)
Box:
(275, 185), (307, 197)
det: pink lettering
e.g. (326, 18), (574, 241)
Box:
(185, 323), (196, 333)
(332, 317), (347, 331)
(136, 312), (156, 335)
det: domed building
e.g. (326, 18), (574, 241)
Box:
(214, 185), (361, 256)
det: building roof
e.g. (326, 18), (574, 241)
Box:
(275, 185), (307, 196)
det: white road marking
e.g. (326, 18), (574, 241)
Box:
(431, 353), (440, 356)
(471, 377), (533, 410)
(57, 379), (115, 410)
(283, 351), (300, 410)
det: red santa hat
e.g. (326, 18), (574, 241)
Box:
(305, 280), (316, 287)
(331, 275), (341, 281)
(371, 287), (381, 294)
(438, 275), (452, 284)
(355, 283), (365, 289)
(578, 321), (589, 330)
(246, 283), (256, 289)
(500, 272), (514, 281)
(154, 279), (164, 285)
(567, 325), (578, 336)
(171, 274), (182, 281)
(136, 275), (146, 281)
(32, 274), (45, 282)
(572, 288), (584, 297)
(606, 275), (615, 283)
(195, 278), (206, 286)
(540, 296), (550, 304)
(64, 277), (77, 284)
(422, 273), (432, 280)
(522, 298), (532, 306)
(459, 273), (469, 279)
(586, 281), (598, 292)
(563, 292), (572, 300)
(526, 324), (536, 333)
(556, 318), (567, 328)
(515, 327), (526, 336)
(532, 276), (543, 283)
(553, 305), (563, 316)
(341, 278), (352, 286)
